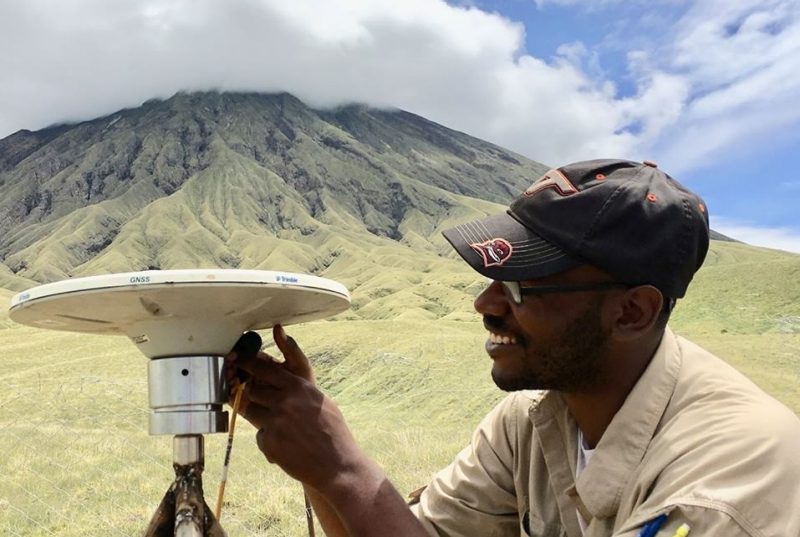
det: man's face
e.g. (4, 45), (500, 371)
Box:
(475, 267), (615, 393)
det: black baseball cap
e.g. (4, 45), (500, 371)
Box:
(442, 159), (710, 299)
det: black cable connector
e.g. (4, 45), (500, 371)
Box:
(231, 331), (262, 381)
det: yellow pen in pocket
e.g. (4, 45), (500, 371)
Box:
(670, 523), (691, 537)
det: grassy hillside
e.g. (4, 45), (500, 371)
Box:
(1, 240), (798, 535)
(672, 241), (800, 334)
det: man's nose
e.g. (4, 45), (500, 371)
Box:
(474, 280), (511, 317)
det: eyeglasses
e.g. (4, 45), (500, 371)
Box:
(489, 279), (631, 305)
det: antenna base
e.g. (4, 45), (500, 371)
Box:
(149, 356), (228, 436)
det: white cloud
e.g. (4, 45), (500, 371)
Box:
(0, 0), (798, 177)
(712, 217), (800, 254)
(533, 0), (628, 8)
(0, 0), (638, 167)
(645, 0), (800, 172)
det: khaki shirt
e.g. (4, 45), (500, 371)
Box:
(411, 328), (800, 536)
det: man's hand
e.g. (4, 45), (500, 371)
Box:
(225, 326), (375, 495)
(224, 326), (429, 537)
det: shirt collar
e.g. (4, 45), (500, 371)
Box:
(530, 326), (683, 519)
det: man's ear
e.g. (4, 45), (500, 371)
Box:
(607, 285), (663, 341)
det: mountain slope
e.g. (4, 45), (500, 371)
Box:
(0, 92), (548, 310)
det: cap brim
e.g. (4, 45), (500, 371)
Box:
(442, 211), (582, 281)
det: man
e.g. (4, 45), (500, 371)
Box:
(228, 159), (800, 537)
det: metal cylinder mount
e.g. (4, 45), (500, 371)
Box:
(148, 356), (229, 435)
(173, 435), (204, 467)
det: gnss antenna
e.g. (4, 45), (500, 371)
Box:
(9, 269), (350, 537)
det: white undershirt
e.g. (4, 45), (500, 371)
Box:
(576, 429), (596, 535)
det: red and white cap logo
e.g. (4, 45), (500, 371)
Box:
(470, 238), (513, 267)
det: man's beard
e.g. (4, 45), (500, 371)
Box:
(492, 301), (610, 393)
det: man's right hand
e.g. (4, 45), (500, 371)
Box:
(223, 326), (373, 494)
(224, 325), (429, 537)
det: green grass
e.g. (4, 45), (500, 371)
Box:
(1, 240), (799, 535)
(671, 241), (800, 335)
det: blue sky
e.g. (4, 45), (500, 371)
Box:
(0, 0), (798, 251)
(475, 0), (800, 250)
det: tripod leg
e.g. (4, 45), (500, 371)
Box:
(174, 468), (205, 537)
(144, 435), (228, 537)
(204, 500), (227, 537)
(143, 483), (177, 537)
(142, 473), (228, 537)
